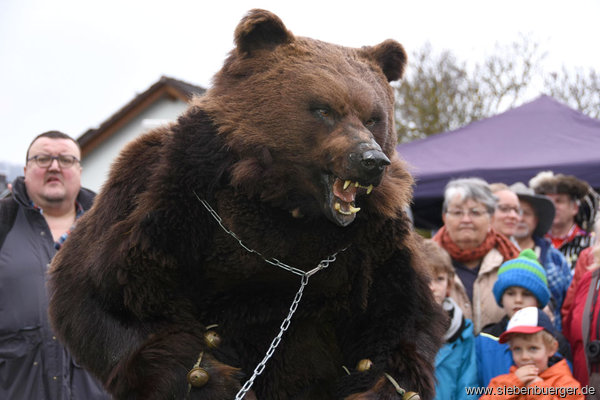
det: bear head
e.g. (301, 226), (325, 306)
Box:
(198, 9), (410, 227)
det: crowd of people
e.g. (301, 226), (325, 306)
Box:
(426, 175), (600, 399)
(0, 131), (598, 399)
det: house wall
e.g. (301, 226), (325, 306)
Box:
(81, 97), (189, 192)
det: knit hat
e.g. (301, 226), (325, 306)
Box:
(499, 306), (557, 343)
(493, 249), (550, 308)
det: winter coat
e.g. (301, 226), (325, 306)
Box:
(449, 247), (506, 334)
(562, 247), (594, 321)
(563, 268), (600, 387)
(433, 297), (478, 400)
(0, 177), (108, 399)
(481, 359), (583, 400)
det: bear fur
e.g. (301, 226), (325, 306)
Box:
(49, 9), (445, 400)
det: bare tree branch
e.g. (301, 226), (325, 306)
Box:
(395, 35), (597, 142)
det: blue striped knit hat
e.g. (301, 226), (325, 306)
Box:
(493, 249), (550, 308)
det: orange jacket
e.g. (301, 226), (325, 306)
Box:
(480, 359), (584, 400)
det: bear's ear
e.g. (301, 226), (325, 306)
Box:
(234, 9), (294, 56)
(361, 40), (408, 82)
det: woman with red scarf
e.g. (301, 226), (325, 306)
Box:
(433, 178), (520, 333)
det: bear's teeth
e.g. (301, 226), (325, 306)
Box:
(334, 202), (361, 215)
(349, 205), (361, 213)
(341, 180), (373, 195)
(291, 207), (304, 218)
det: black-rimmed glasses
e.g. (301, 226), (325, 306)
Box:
(27, 154), (80, 168)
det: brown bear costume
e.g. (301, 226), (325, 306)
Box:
(49, 9), (445, 400)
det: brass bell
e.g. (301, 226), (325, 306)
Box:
(204, 331), (221, 348)
(403, 392), (420, 400)
(356, 358), (373, 372)
(187, 367), (210, 387)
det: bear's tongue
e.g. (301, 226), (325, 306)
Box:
(323, 177), (362, 226)
(332, 178), (357, 203)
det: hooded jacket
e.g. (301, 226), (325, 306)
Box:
(0, 177), (108, 399)
(433, 297), (478, 400)
(563, 268), (600, 388)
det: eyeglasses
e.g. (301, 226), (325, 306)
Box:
(445, 208), (488, 219)
(27, 154), (80, 169)
(496, 204), (523, 216)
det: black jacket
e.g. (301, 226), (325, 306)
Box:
(0, 177), (108, 399)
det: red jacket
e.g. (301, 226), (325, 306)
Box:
(481, 359), (584, 399)
(562, 268), (600, 387)
(562, 247), (594, 321)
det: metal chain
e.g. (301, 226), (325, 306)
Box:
(234, 275), (308, 400)
(193, 192), (346, 399)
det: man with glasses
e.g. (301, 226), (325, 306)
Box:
(0, 131), (109, 399)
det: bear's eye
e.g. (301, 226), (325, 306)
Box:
(364, 117), (379, 128)
(310, 105), (335, 126)
(315, 108), (331, 119)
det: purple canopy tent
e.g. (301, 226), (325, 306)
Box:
(396, 95), (600, 229)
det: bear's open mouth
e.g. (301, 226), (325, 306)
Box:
(332, 178), (373, 215)
(322, 175), (374, 227)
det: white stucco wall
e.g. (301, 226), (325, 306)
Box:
(81, 97), (189, 192)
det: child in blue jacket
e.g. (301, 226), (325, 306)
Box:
(423, 239), (478, 400)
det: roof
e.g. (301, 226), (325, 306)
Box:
(77, 76), (205, 157)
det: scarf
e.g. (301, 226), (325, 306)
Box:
(432, 226), (520, 264)
(442, 297), (464, 342)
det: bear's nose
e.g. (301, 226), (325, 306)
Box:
(347, 149), (390, 183)
(347, 144), (391, 184)
(360, 150), (390, 172)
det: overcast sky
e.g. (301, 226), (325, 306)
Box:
(1, 0), (599, 169)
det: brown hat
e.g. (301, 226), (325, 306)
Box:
(529, 171), (589, 200)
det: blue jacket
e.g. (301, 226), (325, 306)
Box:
(475, 329), (513, 388)
(535, 236), (572, 331)
(434, 302), (478, 400)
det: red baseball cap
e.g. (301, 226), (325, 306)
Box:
(499, 307), (557, 343)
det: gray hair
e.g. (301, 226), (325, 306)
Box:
(442, 177), (498, 215)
